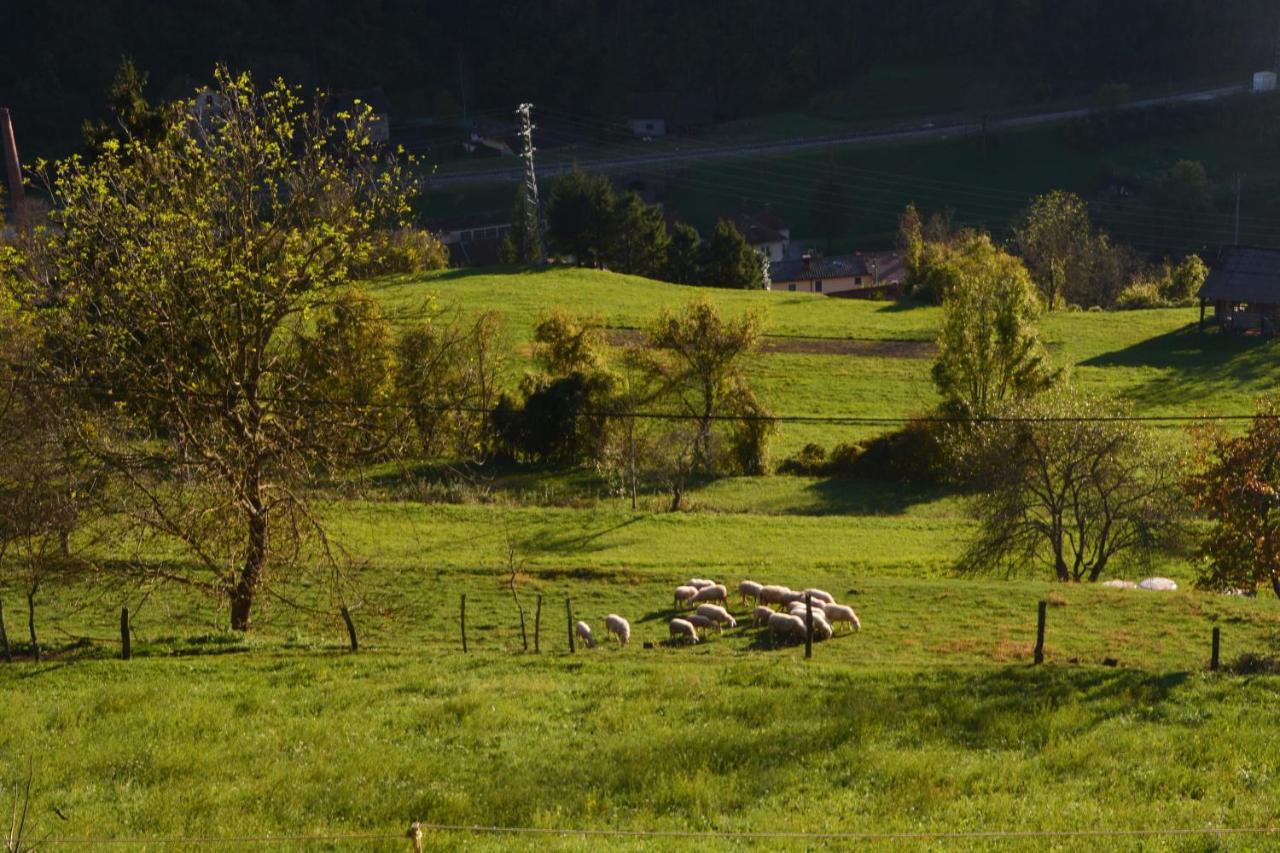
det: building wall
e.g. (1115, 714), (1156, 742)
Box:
(755, 240), (788, 261)
(769, 274), (864, 294)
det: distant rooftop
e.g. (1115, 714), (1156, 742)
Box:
(1199, 246), (1280, 303)
(770, 253), (871, 282)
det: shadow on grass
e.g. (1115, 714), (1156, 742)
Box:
(795, 478), (951, 516)
(1081, 322), (1280, 408)
(875, 298), (932, 313)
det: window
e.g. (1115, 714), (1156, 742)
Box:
(787, 283), (796, 292)
(855, 277), (862, 285)
(814, 280), (823, 293)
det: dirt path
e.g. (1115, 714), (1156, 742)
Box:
(604, 328), (936, 358)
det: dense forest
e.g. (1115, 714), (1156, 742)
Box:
(5, 0), (1278, 156)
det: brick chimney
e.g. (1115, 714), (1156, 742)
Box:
(0, 107), (25, 228)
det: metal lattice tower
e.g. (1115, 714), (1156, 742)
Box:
(516, 103), (542, 262)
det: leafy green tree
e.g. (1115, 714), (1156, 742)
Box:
(953, 386), (1184, 583)
(664, 222), (702, 285)
(898, 202), (925, 282)
(609, 191), (670, 278)
(1187, 397), (1280, 599)
(545, 171), (616, 267)
(1015, 190), (1092, 310)
(639, 297), (769, 478)
(35, 66), (415, 631)
(1162, 253), (1209, 304)
(931, 234), (1056, 417)
(82, 57), (171, 158)
(700, 219), (764, 289)
(1150, 160), (1214, 212)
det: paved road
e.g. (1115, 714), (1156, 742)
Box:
(427, 83), (1248, 189)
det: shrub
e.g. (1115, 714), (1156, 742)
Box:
(845, 418), (949, 484)
(1114, 279), (1170, 310)
(354, 227), (449, 277)
(778, 443), (827, 475)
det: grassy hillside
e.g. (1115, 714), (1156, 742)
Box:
(7, 264), (1280, 848)
(368, 266), (1279, 453)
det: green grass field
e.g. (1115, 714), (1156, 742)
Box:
(7, 266), (1280, 849)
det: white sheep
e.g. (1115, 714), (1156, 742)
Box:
(688, 578), (716, 590)
(669, 618), (699, 644)
(673, 585), (698, 608)
(822, 603), (861, 632)
(604, 613), (631, 646)
(786, 600), (811, 616)
(686, 613), (720, 635)
(767, 612), (806, 642)
(802, 588), (835, 605)
(1138, 577), (1178, 592)
(758, 585), (792, 606)
(812, 617), (833, 642)
(696, 603), (737, 628)
(1101, 579), (1138, 589)
(738, 580), (763, 605)
(691, 584), (728, 606)
(575, 620), (597, 649)
(753, 605), (775, 626)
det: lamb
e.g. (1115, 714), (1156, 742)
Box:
(673, 585), (698, 608)
(802, 588), (835, 605)
(696, 603), (737, 628)
(691, 584), (728, 606)
(757, 585), (793, 606)
(822, 603), (861, 632)
(669, 618), (699, 644)
(575, 620), (597, 649)
(753, 605), (775, 626)
(767, 612), (806, 642)
(738, 580), (764, 605)
(604, 613), (631, 646)
(1138, 577), (1178, 592)
(686, 613), (720, 635)
(688, 578), (716, 589)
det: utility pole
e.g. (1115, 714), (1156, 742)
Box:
(516, 103), (543, 263)
(0, 107), (25, 229)
(1234, 173), (1243, 246)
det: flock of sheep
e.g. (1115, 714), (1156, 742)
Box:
(571, 578), (861, 650)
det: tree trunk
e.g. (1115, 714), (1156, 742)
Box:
(230, 505), (267, 632)
(26, 588), (38, 662)
(1272, 573), (1280, 601)
(670, 483), (683, 513)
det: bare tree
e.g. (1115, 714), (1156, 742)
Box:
(952, 386), (1184, 582)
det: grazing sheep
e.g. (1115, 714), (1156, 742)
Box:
(758, 585), (792, 606)
(822, 603), (861, 632)
(812, 618), (833, 642)
(691, 584), (728, 606)
(575, 620), (597, 649)
(688, 578), (716, 590)
(1101, 579), (1138, 589)
(669, 618), (699, 645)
(753, 605), (775, 626)
(604, 614), (631, 646)
(686, 613), (720, 635)
(1138, 577), (1178, 592)
(673, 585), (699, 608)
(738, 580), (764, 605)
(786, 600), (815, 617)
(802, 588), (835, 605)
(696, 604), (737, 628)
(767, 612), (806, 642)
(782, 591), (808, 605)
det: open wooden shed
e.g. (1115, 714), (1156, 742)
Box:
(1199, 246), (1280, 334)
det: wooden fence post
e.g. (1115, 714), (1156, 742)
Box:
(340, 605), (358, 652)
(804, 593), (814, 660)
(0, 597), (10, 663)
(460, 594), (468, 653)
(534, 594), (543, 654)
(1211, 626), (1221, 671)
(566, 597), (575, 653)
(120, 607), (131, 660)
(406, 821), (423, 853)
(1033, 601), (1047, 665)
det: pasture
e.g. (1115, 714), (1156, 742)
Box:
(5, 267), (1280, 849)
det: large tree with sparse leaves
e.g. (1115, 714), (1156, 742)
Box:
(32, 66), (416, 631)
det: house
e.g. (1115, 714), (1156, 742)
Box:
(767, 252), (904, 298)
(1198, 245), (1280, 334)
(428, 213), (513, 267)
(729, 208), (790, 262)
(624, 93), (715, 138)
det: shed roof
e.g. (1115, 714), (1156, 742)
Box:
(770, 254), (870, 282)
(1199, 246), (1280, 303)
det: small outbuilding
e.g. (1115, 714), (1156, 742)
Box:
(1198, 245), (1280, 334)
(1253, 71), (1277, 94)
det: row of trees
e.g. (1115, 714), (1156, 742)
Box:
(898, 192), (1209, 310)
(539, 172), (766, 289)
